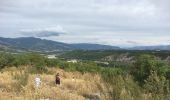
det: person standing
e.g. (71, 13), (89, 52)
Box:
(35, 75), (41, 88)
(55, 73), (60, 85)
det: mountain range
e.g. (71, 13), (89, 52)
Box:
(130, 45), (170, 50)
(0, 37), (120, 52)
(0, 37), (170, 52)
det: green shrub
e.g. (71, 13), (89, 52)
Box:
(11, 54), (30, 67)
(131, 54), (168, 85)
(144, 71), (170, 99)
(45, 59), (60, 67)
(0, 53), (14, 69)
(101, 75), (142, 100)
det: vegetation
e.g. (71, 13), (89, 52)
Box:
(0, 51), (170, 99)
(60, 50), (170, 60)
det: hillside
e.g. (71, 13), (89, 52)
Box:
(60, 50), (170, 61)
(0, 52), (170, 100)
(70, 43), (120, 50)
(0, 37), (120, 52)
(0, 67), (107, 100)
(0, 37), (72, 52)
(1, 37), (170, 52)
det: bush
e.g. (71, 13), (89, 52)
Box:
(101, 74), (142, 100)
(45, 59), (60, 67)
(101, 68), (123, 84)
(0, 53), (14, 69)
(132, 54), (167, 85)
(11, 54), (30, 67)
(144, 71), (170, 99)
(26, 53), (48, 73)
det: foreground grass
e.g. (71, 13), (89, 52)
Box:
(0, 66), (169, 100)
(0, 67), (109, 100)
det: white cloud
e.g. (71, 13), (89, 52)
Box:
(43, 32), (170, 47)
(20, 25), (66, 37)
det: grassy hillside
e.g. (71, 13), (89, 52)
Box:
(0, 67), (108, 100)
(0, 52), (170, 100)
(0, 66), (163, 100)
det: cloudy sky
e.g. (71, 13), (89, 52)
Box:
(0, 0), (170, 47)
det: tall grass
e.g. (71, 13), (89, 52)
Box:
(0, 67), (109, 100)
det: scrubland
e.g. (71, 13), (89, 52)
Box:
(0, 53), (170, 100)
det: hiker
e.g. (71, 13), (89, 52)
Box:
(72, 77), (75, 81)
(72, 74), (75, 81)
(35, 75), (41, 88)
(55, 73), (60, 85)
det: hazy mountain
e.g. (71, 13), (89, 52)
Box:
(130, 45), (170, 50)
(0, 37), (72, 52)
(0, 37), (120, 52)
(1, 37), (170, 52)
(70, 43), (120, 50)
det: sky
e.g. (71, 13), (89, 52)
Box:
(0, 0), (170, 47)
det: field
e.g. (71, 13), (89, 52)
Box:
(0, 51), (170, 100)
(0, 66), (160, 100)
(0, 67), (109, 100)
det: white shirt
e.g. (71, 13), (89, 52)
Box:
(35, 77), (41, 88)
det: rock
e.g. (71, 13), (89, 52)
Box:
(84, 93), (101, 100)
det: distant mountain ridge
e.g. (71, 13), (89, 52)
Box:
(1, 37), (170, 52)
(130, 45), (170, 50)
(0, 37), (120, 52)
(0, 37), (72, 52)
(70, 43), (120, 50)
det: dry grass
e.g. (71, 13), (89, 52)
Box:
(0, 67), (108, 100)
(0, 67), (161, 100)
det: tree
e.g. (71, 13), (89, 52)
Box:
(132, 54), (163, 85)
(0, 53), (14, 69)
